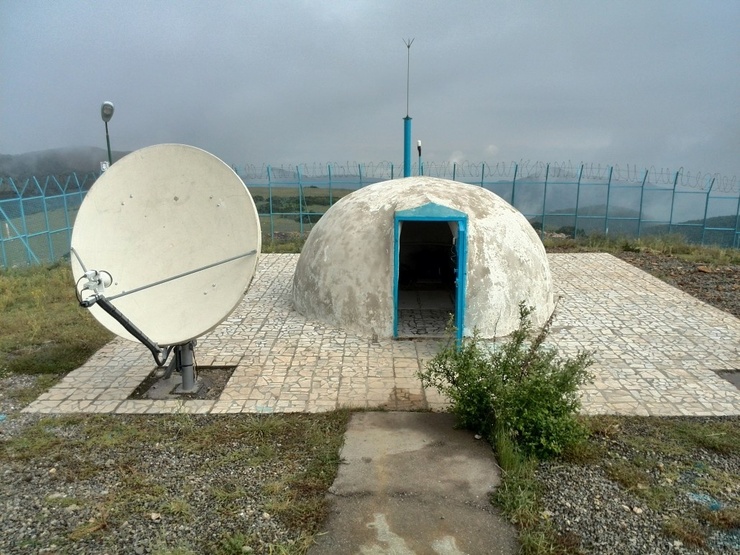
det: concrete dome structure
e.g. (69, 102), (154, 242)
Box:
(293, 177), (554, 339)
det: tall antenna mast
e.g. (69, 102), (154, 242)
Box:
(402, 38), (415, 178)
(403, 38), (414, 117)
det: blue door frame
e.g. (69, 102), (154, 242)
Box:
(393, 203), (468, 343)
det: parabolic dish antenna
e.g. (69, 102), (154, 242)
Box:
(71, 144), (261, 354)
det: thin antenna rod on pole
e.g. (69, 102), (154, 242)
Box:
(403, 38), (414, 117)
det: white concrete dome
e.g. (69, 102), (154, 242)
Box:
(293, 176), (554, 338)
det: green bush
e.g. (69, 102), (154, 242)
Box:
(418, 303), (594, 458)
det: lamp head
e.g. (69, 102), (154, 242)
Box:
(101, 101), (115, 123)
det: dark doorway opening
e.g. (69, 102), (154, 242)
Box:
(397, 220), (457, 337)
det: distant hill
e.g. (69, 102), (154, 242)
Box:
(0, 146), (129, 179)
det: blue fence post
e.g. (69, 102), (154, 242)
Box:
(511, 163), (519, 208)
(43, 196), (53, 262)
(0, 191), (7, 268)
(452, 162), (457, 181)
(62, 177), (73, 248)
(700, 177), (715, 245)
(328, 164), (333, 206)
(604, 166), (613, 235)
(0, 214), (6, 268)
(267, 165), (274, 241)
(390, 163), (394, 180)
(17, 180), (33, 265)
(636, 169), (648, 240)
(733, 187), (740, 248)
(297, 165), (304, 236)
(480, 163), (485, 187)
(574, 164), (584, 238)
(41, 177), (55, 262)
(541, 163), (549, 237)
(358, 163), (364, 188)
(668, 170), (680, 235)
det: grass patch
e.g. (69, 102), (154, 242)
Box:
(261, 234), (306, 253)
(5, 373), (61, 405)
(544, 233), (740, 265)
(0, 262), (114, 377)
(492, 428), (574, 554)
(662, 515), (707, 547)
(487, 412), (740, 553)
(1, 412), (349, 553)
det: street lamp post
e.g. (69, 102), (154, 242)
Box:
(100, 101), (115, 167)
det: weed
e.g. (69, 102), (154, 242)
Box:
(419, 303), (593, 458)
(662, 515), (706, 547)
(151, 542), (197, 555)
(212, 481), (247, 504)
(67, 505), (109, 540)
(160, 497), (192, 519)
(605, 460), (651, 491)
(702, 506), (740, 530)
(217, 532), (254, 555)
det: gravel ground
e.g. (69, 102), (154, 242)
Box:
(536, 416), (740, 555)
(536, 252), (739, 555)
(0, 406), (344, 554)
(1, 251), (738, 554)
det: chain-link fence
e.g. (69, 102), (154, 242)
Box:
(2, 162), (738, 268)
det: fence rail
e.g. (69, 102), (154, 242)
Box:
(1, 162), (738, 269)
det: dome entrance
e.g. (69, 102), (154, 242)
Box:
(393, 203), (468, 342)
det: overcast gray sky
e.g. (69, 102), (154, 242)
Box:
(1, 0), (738, 177)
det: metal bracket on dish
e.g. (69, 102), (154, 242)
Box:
(78, 271), (172, 367)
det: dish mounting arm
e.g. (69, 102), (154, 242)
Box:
(77, 270), (172, 367)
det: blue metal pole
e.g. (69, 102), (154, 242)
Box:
(480, 163), (485, 187)
(452, 162), (457, 181)
(511, 163), (518, 208)
(403, 116), (412, 177)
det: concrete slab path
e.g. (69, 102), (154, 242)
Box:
(307, 412), (518, 555)
(24, 253), (740, 416)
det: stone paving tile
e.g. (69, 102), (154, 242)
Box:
(23, 253), (740, 417)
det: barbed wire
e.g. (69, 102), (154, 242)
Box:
(238, 161), (738, 194)
(2, 162), (737, 197)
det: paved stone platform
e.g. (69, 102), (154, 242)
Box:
(24, 253), (740, 416)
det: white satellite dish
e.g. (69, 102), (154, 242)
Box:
(71, 144), (260, 390)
